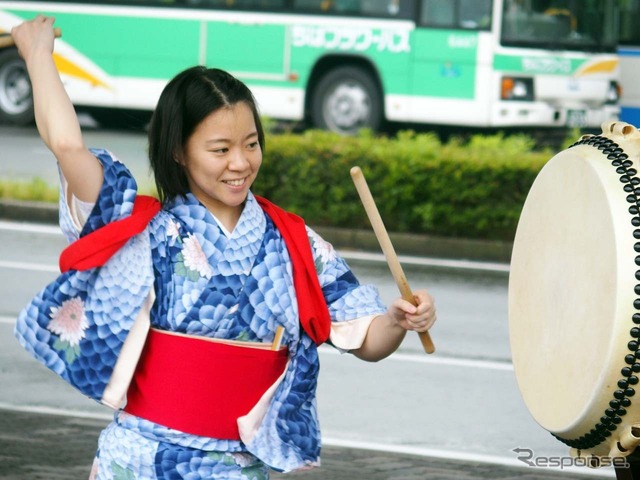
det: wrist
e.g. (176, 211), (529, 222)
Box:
(382, 312), (407, 335)
(25, 46), (54, 69)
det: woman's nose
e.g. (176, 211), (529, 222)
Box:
(228, 149), (249, 170)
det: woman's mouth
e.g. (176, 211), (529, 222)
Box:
(224, 178), (245, 187)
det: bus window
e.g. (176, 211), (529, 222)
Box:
(185, 0), (285, 7)
(292, 0), (412, 17)
(334, 0), (360, 14)
(183, 0), (227, 7)
(234, 0), (286, 7)
(619, 0), (640, 46)
(420, 0), (455, 27)
(420, 0), (490, 29)
(293, 0), (334, 12)
(501, 0), (617, 51)
(78, 0), (177, 4)
(459, 0), (492, 29)
(360, 0), (414, 18)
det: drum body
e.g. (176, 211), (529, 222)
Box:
(509, 122), (640, 459)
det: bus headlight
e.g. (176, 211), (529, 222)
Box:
(501, 77), (534, 101)
(606, 80), (621, 105)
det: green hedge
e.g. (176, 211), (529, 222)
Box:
(1, 129), (560, 243)
(0, 177), (59, 203)
(254, 129), (554, 242)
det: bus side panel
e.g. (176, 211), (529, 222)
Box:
(204, 19), (303, 119)
(403, 29), (490, 125)
(45, 13), (200, 79)
(206, 20), (304, 120)
(411, 29), (478, 99)
(206, 20), (286, 76)
(286, 21), (414, 122)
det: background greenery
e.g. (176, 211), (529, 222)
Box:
(254, 129), (557, 241)
(0, 129), (569, 242)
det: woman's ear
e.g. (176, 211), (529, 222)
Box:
(173, 149), (184, 166)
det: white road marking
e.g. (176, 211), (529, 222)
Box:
(0, 402), (112, 421)
(338, 249), (510, 273)
(319, 345), (513, 371)
(0, 260), (59, 272)
(0, 220), (61, 235)
(0, 250), (509, 275)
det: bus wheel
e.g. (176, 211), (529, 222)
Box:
(311, 66), (382, 135)
(0, 49), (34, 125)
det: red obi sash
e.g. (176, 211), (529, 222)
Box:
(124, 329), (289, 440)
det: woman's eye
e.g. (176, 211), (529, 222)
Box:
(247, 142), (259, 149)
(212, 148), (228, 154)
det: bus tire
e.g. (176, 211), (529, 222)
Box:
(0, 49), (34, 126)
(311, 66), (382, 135)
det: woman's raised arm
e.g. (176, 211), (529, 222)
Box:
(11, 15), (103, 203)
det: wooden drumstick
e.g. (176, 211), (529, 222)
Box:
(350, 166), (436, 354)
(0, 27), (62, 48)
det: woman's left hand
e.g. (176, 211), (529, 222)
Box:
(387, 289), (436, 333)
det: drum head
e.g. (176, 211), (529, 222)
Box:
(509, 133), (639, 446)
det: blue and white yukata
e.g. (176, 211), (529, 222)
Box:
(15, 149), (388, 479)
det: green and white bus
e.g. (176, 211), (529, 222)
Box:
(0, 0), (621, 134)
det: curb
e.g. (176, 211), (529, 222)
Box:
(0, 199), (514, 264)
(312, 225), (513, 264)
(0, 199), (59, 224)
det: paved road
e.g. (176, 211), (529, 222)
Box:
(0, 221), (615, 479)
(0, 407), (612, 480)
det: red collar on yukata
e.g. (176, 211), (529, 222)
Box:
(58, 194), (331, 345)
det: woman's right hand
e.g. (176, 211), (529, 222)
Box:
(11, 15), (56, 64)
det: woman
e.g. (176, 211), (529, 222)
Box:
(11, 15), (436, 479)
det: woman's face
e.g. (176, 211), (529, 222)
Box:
(180, 102), (262, 228)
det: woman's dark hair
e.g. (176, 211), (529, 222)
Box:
(148, 66), (265, 203)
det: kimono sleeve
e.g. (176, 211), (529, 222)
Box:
(305, 227), (387, 350)
(14, 148), (155, 406)
(58, 148), (138, 243)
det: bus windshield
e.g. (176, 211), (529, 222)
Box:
(501, 0), (617, 52)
